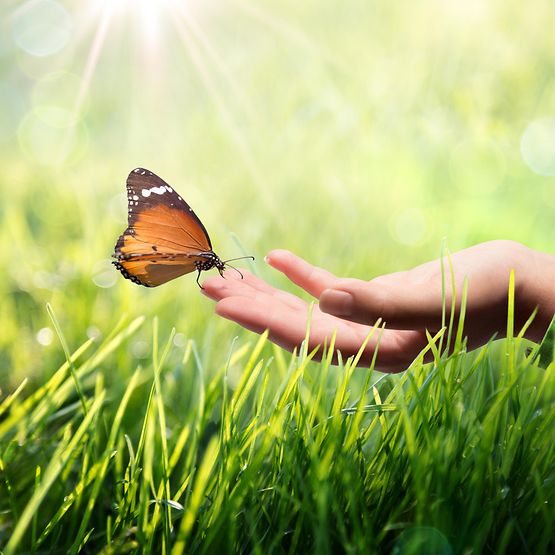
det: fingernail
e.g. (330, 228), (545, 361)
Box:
(264, 250), (287, 265)
(321, 289), (354, 316)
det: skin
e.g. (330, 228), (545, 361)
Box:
(201, 240), (555, 373)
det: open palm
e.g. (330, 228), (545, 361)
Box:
(202, 242), (552, 373)
(202, 251), (430, 372)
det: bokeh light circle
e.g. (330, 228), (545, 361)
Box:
(86, 326), (102, 341)
(132, 341), (150, 359)
(18, 111), (88, 166)
(32, 71), (83, 126)
(393, 208), (428, 246)
(520, 117), (555, 176)
(173, 333), (187, 347)
(92, 260), (118, 289)
(11, 0), (72, 57)
(0, 82), (27, 141)
(36, 327), (54, 346)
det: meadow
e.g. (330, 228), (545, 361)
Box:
(1, 0), (555, 552)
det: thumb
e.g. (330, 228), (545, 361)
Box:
(319, 276), (445, 330)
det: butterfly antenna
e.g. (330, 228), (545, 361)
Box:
(222, 255), (255, 264)
(221, 255), (254, 280)
(223, 262), (244, 280)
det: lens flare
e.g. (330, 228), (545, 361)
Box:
(520, 117), (555, 176)
(11, 0), (72, 57)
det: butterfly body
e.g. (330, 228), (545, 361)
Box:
(113, 168), (232, 288)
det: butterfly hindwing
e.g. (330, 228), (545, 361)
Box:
(113, 254), (206, 287)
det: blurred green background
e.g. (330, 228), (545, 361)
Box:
(2, 0), (555, 389)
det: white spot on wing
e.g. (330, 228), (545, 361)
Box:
(150, 186), (166, 195)
(132, 195), (139, 200)
(142, 189), (151, 197)
(134, 168), (141, 173)
(166, 186), (172, 192)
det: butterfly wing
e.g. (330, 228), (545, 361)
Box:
(113, 168), (215, 287)
(113, 255), (206, 287)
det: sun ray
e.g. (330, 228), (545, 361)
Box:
(173, 5), (256, 123)
(60, 2), (114, 161)
(230, 0), (346, 74)
(167, 7), (282, 223)
(72, 4), (113, 118)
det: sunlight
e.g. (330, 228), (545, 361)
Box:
(167, 4), (281, 220)
(12, 0), (335, 172)
(59, 0), (180, 160)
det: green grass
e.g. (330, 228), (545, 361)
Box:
(1, 287), (555, 553)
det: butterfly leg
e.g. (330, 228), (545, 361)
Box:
(196, 269), (204, 289)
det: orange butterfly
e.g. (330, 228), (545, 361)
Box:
(113, 168), (252, 288)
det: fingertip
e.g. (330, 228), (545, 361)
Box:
(199, 286), (212, 298)
(265, 249), (294, 266)
(214, 299), (229, 317)
(201, 275), (225, 291)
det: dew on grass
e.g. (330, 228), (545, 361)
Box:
(392, 526), (452, 555)
(11, 0), (72, 57)
(86, 326), (102, 341)
(131, 341), (149, 359)
(173, 333), (187, 347)
(520, 117), (555, 176)
(36, 327), (53, 346)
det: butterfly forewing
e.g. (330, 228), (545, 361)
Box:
(125, 168), (212, 249)
(113, 168), (221, 287)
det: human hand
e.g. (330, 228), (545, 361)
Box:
(202, 241), (555, 372)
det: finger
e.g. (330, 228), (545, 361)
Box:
(202, 269), (306, 310)
(319, 275), (444, 329)
(215, 296), (308, 352)
(265, 249), (340, 297)
(215, 295), (432, 372)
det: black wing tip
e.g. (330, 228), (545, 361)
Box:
(129, 167), (155, 178)
(112, 259), (153, 288)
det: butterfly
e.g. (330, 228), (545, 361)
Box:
(112, 168), (253, 288)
